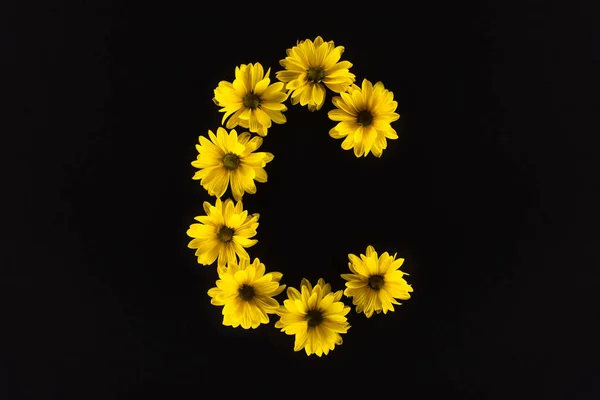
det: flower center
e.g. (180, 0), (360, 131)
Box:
(357, 110), (374, 126)
(222, 153), (240, 170)
(307, 67), (325, 83)
(238, 284), (255, 301)
(368, 275), (384, 290)
(217, 226), (234, 243)
(242, 92), (260, 109)
(305, 310), (323, 327)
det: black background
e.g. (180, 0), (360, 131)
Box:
(6, 1), (598, 399)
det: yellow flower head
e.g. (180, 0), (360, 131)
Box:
(328, 79), (400, 157)
(275, 278), (351, 357)
(276, 36), (355, 112)
(213, 62), (288, 137)
(187, 198), (259, 267)
(192, 127), (274, 202)
(207, 258), (286, 329)
(341, 245), (413, 318)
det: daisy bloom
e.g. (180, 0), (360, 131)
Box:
(276, 36), (355, 111)
(207, 258), (286, 329)
(213, 62), (288, 136)
(192, 127), (274, 201)
(341, 245), (413, 318)
(186, 198), (259, 267)
(275, 278), (351, 357)
(328, 79), (400, 157)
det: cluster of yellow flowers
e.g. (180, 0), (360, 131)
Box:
(187, 36), (413, 357)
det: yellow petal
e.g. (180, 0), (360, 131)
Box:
(328, 109), (355, 122)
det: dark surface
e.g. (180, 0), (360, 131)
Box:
(6, 1), (598, 399)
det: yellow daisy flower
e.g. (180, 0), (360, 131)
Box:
(276, 36), (355, 111)
(186, 198), (259, 267)
(191, 127), (274, 202)
(328, 78), (400, 157)
(213, 62), (288, 137)
(207, 258), (286, 329)
(275, 278), (351, 357)
(340, 245), (413, 318)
